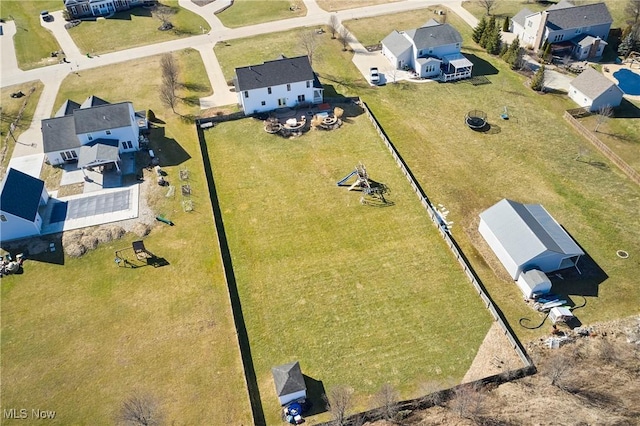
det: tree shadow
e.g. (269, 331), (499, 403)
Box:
(303, 375), (327, 417)
(180, 95), (201, 107)
(467, 54), (499, 76)
(1, 233), (64, 266)
(147, 126), (191, 167)
(181, 82), (211, 93)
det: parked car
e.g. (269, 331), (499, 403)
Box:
(370, 67), (380, 85)
(40, 10), (53, 22)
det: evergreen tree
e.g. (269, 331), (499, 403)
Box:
(503, 16), (510, 32)
(542, 42), (552, 62)
(499, 42), (509, 57)
(473, 17), (487, 44)
(488, 26), (503, 54)
(531, 65), (545, 91)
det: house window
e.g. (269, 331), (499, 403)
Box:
(0, 215), (6, 222)
(106, 130), (111, 135)
(278, 98), (286, 106)
(456, 43), (460, 48)
(306, 81), (310, 88)
(261, 101), (266, 106)
(87, 134), (93, 141)
(267, 87), (272, 94)
(297, 94), (305, 102)
(287, 84), (291, 91)
(553, 34), (564, 42)
(575, 28), (582, 34)
(71, 5), (77, 14)
(122, 141), (133, 150)
(527, 21), (533, 27)
(244, 91), (249, 98)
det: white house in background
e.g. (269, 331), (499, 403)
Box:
(272, 361), (307, 406)
(0, 168), (49, 242)
(234, 56), (324, 114)
(42, 96), (148, 171)
(478, 199), (584, 280)
(569, 67), (624, 111)
(63, 0), (152, 19)
(516, 269), (552, 299)
(511, 1), (611, 59)
(381, 19), (473, 81)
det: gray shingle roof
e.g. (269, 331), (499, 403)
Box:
(77, 139), (120, 168)
(55, 100), (81, 117)
(272, 361), (306, 397)
(512, 8), (533, 27)
(73, 103), (133, 134)
(80, 95), (109, 109)
(235, 56), (316, 91)
(42, 115), (81, 152)
(381, 30), (413, 58)
(547, 0), (574, 10)
(0, 168), (44, 222)
(546, 2), (612, 30)
(570, 67), (621, 99)
(479, 199), (584, 266)
(405, 23), (462, 50)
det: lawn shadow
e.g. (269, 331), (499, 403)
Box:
(467, 54), (499, 77)
(181, 82), (211, 93)
(1, 233), (65, 266)
(303, 375), (327, 417)
(614, 98), (640, 119)
(108, 7), (154, 20)
(147, 125), (191, 167)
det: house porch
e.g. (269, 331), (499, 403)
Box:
(441, 54), (473, 82)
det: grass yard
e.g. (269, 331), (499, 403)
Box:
(214, 27), (369, 97)
(0, 1), (63, 69)
(462, 0), (632, 28)
(68, 1), (210, 55)
(205, 113), (492, 424)
(0, 50), (251, 424)
(0, 81), (44, 177)
(315, 0), (400, 12)
(216, 0), (306, 28)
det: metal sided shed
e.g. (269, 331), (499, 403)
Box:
(478, 199), (584, 280)
(272, 361), (307, 406)
(517, 269), (552, 299)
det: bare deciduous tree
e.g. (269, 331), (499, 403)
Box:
(449, 383), (486, 421)
(329, 14), (339, 39)
(159, 80), (178, 113)
(339, 26), (351, 51)
(626, 0), (640, 26)
(372, 383), (399, 422)
(160, 53), (179, 91)
(479, 0), (498, 16)
(324, 386), (353, 426)
(117, 392), (163, 426)
(299, 29), (319, 66)
(545, 352), (574, 390)
(153, 4), (176, 30)
(594, 104), (613, 132)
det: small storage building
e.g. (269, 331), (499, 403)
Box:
(478, 199), (584, 280)
(569, 67), (623, 112)
(0, 168), (49, 242)
(516, 269), (552, 299)
(272, 361), (307, 406)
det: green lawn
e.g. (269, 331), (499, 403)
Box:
(0, 50), (250, 425)
(316, 0), (400, 12)
(462, 0), (632, 28)
(216, 0), (306, 28)
(205, 113), (492, 424)
(0, 1), (62, 69)
(67, 1), (210, 55)
(215, 26), (370, 99)
(0, 81), (44, 177)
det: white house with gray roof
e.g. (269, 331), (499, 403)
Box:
(42, 96), (147, 170)
(511, 1), (611, 59)
(64, 0), (151, 19)
(568, 67), (623, 111)
(478, 199), (584, 280)
(0, 168), (49, 242)
(381, 19), (472, 81)
(234, 56), (323, 114)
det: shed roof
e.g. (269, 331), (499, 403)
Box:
(479, 199), (584, 266)
(73, 102), (133, 134)
(0, 168), (45, 221)
(272, 361), (306, 397)
(42, 115), (81, 152)
(406, 23), (462, 50)
(546, 2), (612, 30)
(235, 56), (316, 91)
(382, 30), (413, 58)
(570, 67), (622, 100)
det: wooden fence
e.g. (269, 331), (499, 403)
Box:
(563, 111), (640, 185)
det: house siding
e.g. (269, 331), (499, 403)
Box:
(569, 85), (623, 111)
(239, 80), (316, 114)
(278, 389), (307, 406)
(0, 211), (41, 242)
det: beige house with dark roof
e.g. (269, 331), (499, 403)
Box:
(568, 67), (623, 111)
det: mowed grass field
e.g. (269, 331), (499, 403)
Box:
(0, 1), (62, 69)
(0, 50), (251, 424)
(205, 114), (493, 424)
(68, 1), (210, 55)
(315, 0), (400, 12)
(216, 0), (306, 28)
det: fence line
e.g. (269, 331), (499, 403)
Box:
(359, 99), (533, 368)
(563, 111), (640, 185)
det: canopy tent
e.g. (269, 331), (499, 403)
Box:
(77, 139), (120, 171)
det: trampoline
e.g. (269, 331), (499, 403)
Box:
(465, 110), (488, 130)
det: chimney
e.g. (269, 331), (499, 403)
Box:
(533, 11), (549, 52)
